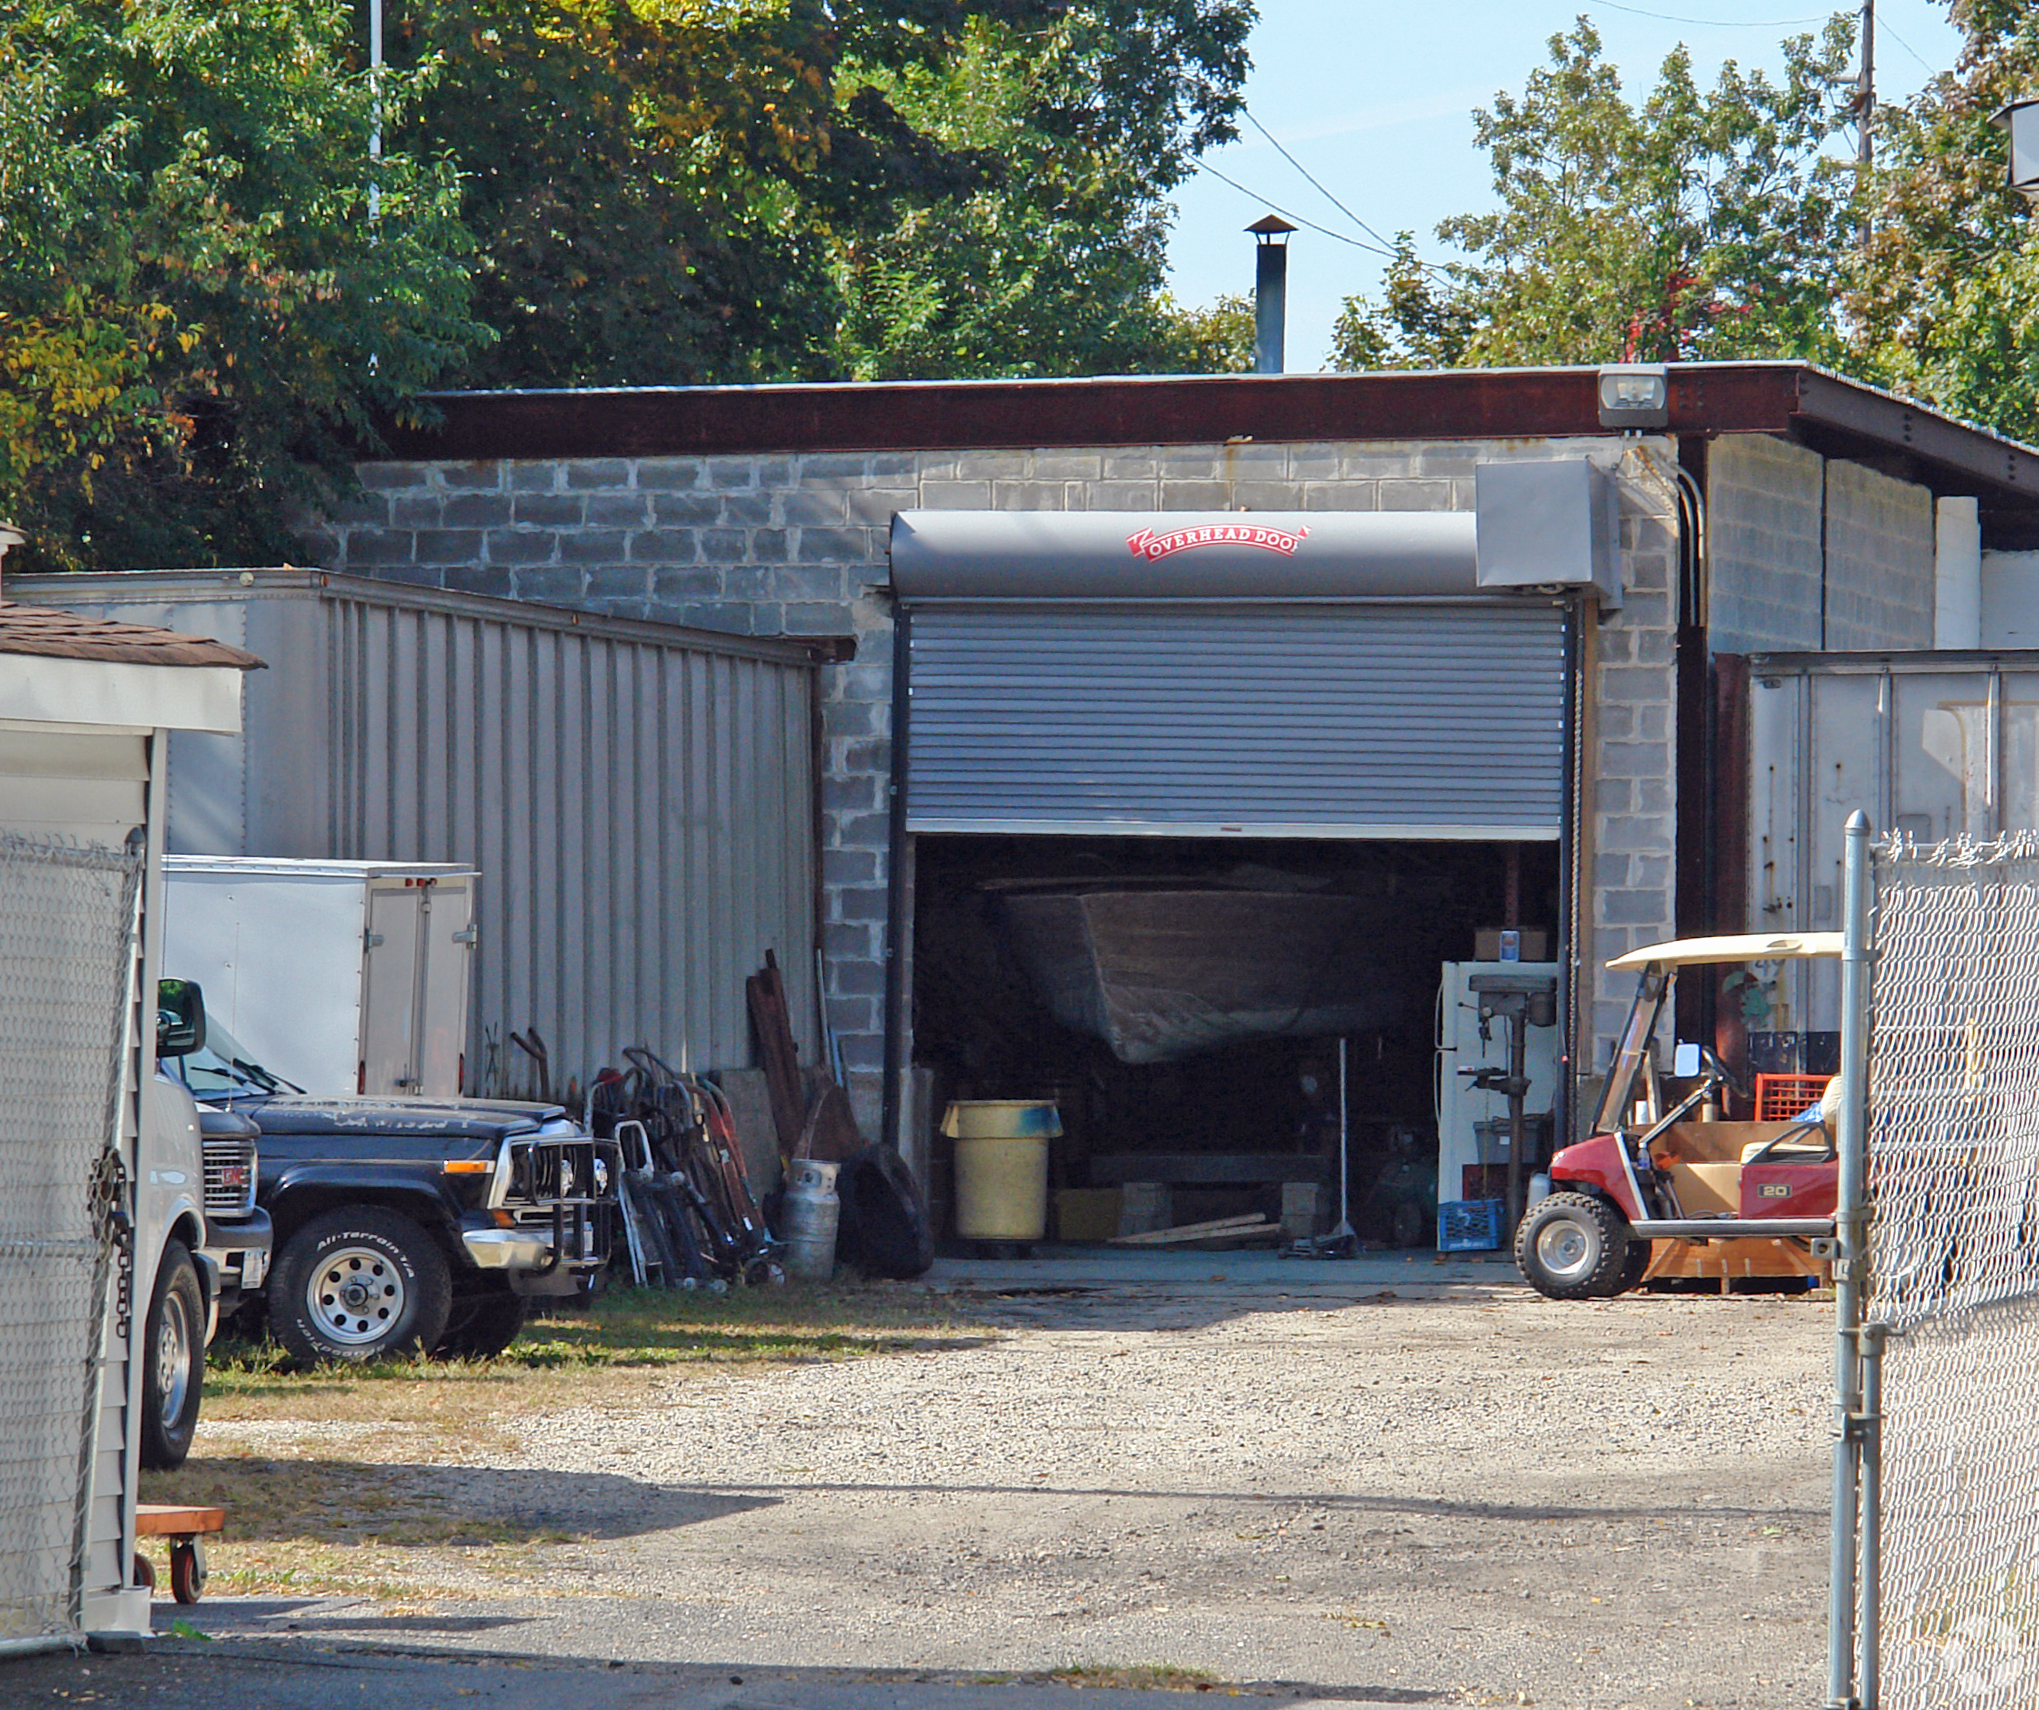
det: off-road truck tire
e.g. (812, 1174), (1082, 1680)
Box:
(271, 1208), (451, 1365)
(436, 1290), (529, 1360)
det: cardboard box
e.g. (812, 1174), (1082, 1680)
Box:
(1054, 1189), (1122, 1243)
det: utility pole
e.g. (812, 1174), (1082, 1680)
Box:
(1854, 0), (1875, 237)
(368, 0), (383, 221)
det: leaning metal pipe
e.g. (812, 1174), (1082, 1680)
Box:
(1828, 808), (1873, 1710)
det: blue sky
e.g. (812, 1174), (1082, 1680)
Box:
(1163, 0), (1967, 368)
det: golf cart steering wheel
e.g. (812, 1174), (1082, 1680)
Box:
(1697, 1045), (1750, 1103)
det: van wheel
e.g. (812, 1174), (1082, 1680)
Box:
(140, 1240), (204, 1471)
(436, 1292), (528, 1360)
(270, 1209), (451, 1364)
(1515, 1193), (1633, 1300)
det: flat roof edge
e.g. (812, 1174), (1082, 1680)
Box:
(358, 363), (2039, 508)
(6, 568), (854, 668)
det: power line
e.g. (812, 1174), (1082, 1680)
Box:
(1230, 110), (1455, 278)
(1242, 109), (1403, 255)
(1588, 0), (1830, 24)
(1877, 15), (1934, 73)
(1191, 161), (1400, 258)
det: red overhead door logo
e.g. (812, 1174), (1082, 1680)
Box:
(1125, 523), (1311, 561)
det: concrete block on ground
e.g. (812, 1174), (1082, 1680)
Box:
(1281, 1182), (1325, 1242)
(1118, 1181), (1173, 1237)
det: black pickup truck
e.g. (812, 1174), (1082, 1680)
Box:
(159, 981), (618, 1363)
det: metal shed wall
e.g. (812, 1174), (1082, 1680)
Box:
(14, 574), (824, 1081)
(1747, 649), (2039, 1035)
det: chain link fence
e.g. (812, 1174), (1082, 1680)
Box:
(0, 831), (144, 1643)
(1852, 831), (2039, 1708)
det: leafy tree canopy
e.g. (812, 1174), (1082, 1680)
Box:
(0, 0), (482, 572)
(1846, 0), (2039, 438)
(2, 0), (1251, 568)
(399, 0), (1254, 387)
(1332, 18), (1856, 370)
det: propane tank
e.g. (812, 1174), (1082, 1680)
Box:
(780, 1158), (841, 1281)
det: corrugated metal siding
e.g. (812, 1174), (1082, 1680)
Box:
(906, 602), (1567, 837)
(323, 594), (818, 1080)
(1747, 653), (2039, 1034)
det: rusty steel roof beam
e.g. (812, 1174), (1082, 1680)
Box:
(373, 363), (2039, 510)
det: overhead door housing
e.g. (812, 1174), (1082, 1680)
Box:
(905, 600), (1568, 839)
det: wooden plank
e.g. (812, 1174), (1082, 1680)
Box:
(1109, 1213), (1271, 1247)
(745, 950), (806, 1167)
(1089, 1153), (1328, 1187)
(136, 1504), (225, 1537)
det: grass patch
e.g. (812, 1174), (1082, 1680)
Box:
(140, 1281), (987, 1601)
(198, 1282), (988, 1428)
(1047, 1664), (1225, 1691)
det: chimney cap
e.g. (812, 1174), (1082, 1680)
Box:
(1246, 213), (1298, 241)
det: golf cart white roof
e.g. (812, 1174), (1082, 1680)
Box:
(1606, 932), (1844, 972)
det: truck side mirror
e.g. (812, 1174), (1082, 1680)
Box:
(157, 979), (207, 1058)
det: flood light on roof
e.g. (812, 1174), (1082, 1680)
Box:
(1596, 364), (1669, 429)
(1995, 98), (2039, 201)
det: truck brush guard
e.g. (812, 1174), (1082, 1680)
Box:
(490, 1133), (622, 1284)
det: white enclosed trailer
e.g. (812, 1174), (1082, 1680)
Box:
(162, 857), (476, 1098)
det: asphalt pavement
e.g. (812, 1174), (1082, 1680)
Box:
(3, 1635), (1421, 1708)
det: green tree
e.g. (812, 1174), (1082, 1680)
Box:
(0, 0), (481, 573)
(388, 0), (1252, 387)
(1332, 19), (1855, 370)
(1158, 291), (1256, 373)
(829, 7), (1252, 380)
(1846, 1), (2039, 437)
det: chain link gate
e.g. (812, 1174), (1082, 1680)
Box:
(1832, 821), (2039, 1710)
(0, 831), (144, 1645)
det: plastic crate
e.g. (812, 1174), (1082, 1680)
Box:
(1754, 1072), (1832, 1122)
(1437, 1198), (1506, 1253)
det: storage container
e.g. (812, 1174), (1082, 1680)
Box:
(1437, 1198), (1506, 1253)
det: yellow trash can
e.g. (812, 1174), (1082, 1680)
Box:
(942, 1100), (1060, 1243)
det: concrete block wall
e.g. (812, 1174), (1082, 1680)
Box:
(1707, 435), (1825, 653)
(1586, 457), (1681, 1067)
(1706, 434), (1936, 654)
(318, 435), (1681, 1133)
(1825, 460), (1935, 648)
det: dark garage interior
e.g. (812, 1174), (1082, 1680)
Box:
(910, 833), (1561, 1250)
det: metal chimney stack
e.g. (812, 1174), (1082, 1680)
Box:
(1248, 215), (1297, 374)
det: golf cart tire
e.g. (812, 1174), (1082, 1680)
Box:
(270, 1208), (452, 1365)
(1515, 1192), (1635, 1300)
(1617, 1238), (1653, 1295)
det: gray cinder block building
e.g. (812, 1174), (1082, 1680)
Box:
(99, 363), (2039, 1217)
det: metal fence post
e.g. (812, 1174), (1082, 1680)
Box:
(1830, 808), (1873, 1710)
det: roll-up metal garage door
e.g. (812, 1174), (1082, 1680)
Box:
(905, 600), (1568, 839)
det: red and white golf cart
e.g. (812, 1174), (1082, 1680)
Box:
(1515, 932), (1843, 1300)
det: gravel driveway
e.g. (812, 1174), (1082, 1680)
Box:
(185, 1272), (1833, 1709)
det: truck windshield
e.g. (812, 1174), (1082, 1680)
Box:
(168, 1017), (303, 1098)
